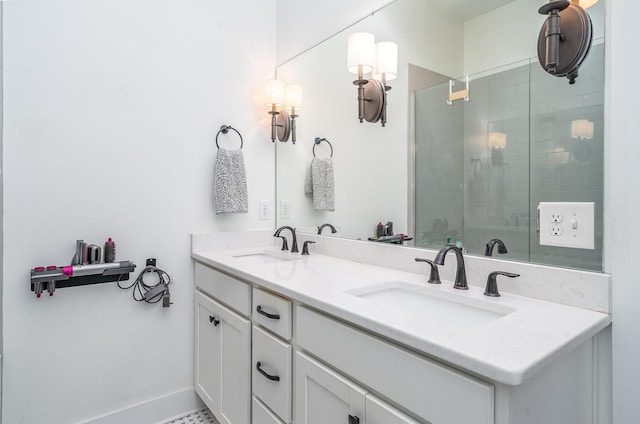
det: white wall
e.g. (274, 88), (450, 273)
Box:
(606, 0), (640, 421)
(276, 0), (394, 64)
(2, 1), (275, 422)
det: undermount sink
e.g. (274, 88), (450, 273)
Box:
(232, 250), (299, 264)
(348, 281), (516, 329)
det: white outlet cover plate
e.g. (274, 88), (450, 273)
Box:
(539, 202), (595, 249)
(258, 200), (271, 221)
(280, 200), (291, 220)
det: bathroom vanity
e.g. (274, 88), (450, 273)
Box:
(191, 231), (610, 424)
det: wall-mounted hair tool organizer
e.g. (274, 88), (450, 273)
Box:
(30, 238), (136, 298)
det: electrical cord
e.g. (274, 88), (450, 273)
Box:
(118, 263), (171, 305)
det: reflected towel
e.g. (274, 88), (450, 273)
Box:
(214, 148), (248, 214)
(304, 157), (335, 211)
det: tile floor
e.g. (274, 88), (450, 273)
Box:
(166, 408), (219, 424)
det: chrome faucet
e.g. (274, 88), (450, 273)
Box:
(274, 226), (299, 253)
(434, 245), (468, 290)
(485, 238), (508, 256)
(317, 223), (337, 235)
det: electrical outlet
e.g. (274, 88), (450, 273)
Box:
(259, 200), (272, 221)
(539, 202), (595, 249)
(549, 225), (563, 236)
(280, 200), (291, 220)
(550, 212), (563, 223)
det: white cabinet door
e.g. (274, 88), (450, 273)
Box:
(295, 352), (367, 424)
(366, 395), (422, 424)
(195, 291), (251, 424)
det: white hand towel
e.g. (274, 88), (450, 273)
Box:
(304, 166), (313, 197)
(214, 147), (248, 214)
(304, 157), (335, 211)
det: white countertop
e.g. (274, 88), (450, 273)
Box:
(192, 244), (610, 386)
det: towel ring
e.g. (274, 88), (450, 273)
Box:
(313, 137), (333, 158)
(216, 125), (243, 149)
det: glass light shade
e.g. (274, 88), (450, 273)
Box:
(571, 119), (594, 139)
(488, 132), (507, 149)
(347, 32), (375, 75)
(285, 84), (303, 110)
(373, 41), (398, 82)
(265, 79), (285, 106)
(571, 0), (599, 9)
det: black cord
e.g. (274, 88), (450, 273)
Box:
(118, 265), (171, 304)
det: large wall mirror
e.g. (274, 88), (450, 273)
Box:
(275, 0), (605, 271)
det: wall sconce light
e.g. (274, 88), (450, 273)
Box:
(488, 132), (507, 166)
(537, 0), (593, 84)
(347, 32), (397, 127)
(265, 79), (303, 144)
(570, 0), (599, 9)
(571, 119), (594, 140)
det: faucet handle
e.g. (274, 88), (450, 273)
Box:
(277, 236), (289, 251)
(484, 271), (519, 297)
(302, 241), (315, 255)
(415, 258), (441, 284)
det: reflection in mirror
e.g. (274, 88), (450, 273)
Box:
(276, 0), (605, 271)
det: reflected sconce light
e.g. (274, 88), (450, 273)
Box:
(571, 119), (594, 140)
(537, 0), (594, 84)
(488, 132), (507, 166)
(347, 32), (397, 127)
(265, 79), (303, 144)
(570, 0), (599, 9)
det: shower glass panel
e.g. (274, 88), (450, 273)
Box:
(414, 43), (604, 271)
(414, 81), (464, 250)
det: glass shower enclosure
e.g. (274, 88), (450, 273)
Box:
(413, 43), (604, 271)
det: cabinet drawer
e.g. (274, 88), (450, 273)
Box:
(296, 306), (494, 424)
(252, 288), (292, 340)
(195, 262), (251, 316)
(252, 396), (286, 424)
(252, 325), (292, 423)
(366, 394), (421, 424)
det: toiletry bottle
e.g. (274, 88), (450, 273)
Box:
(104, 237), (116, 263)
(386, 221), (393, 236)
(376, 222), (384, 237)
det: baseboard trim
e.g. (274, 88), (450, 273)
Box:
(81, 387), (204, 424)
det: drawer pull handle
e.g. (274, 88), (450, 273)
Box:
(256, 361), (280, 382)
(348, 415), (360, 424)
(209, 316), (220, 326)
(256, 305), (281, 320)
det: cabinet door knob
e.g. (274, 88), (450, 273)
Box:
(256, 305), (281, 320)
(256, 361), (281, 381)
(348, 415), (360, 424)
(209, 315), (220, 326)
